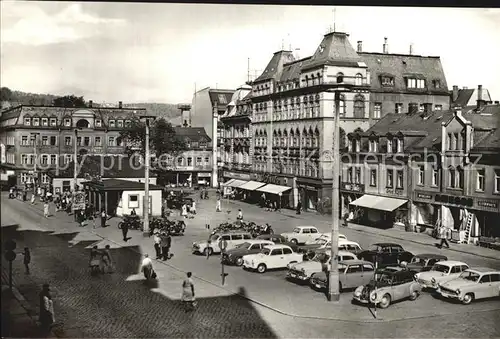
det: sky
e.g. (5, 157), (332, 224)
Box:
(1, 2), (499, 104)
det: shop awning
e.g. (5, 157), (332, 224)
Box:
(227, 179), (247, 188)
(238, 181), (266, 191)
(198, 172), (211, 178)
(222, 179), (236, 186)
(349, 194), (408, 212)
(256, 184), (291, 195)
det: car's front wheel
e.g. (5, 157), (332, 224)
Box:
(257, 264), (267, 273)
(290, 239), (298, 245)
(462, 293), (474, 305)
(409, 290), (419, 301)
(203, 247), (213, 256)
(236, 257), (244, 266)
(379, 294), (391, 309)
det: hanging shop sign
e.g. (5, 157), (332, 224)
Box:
(341, 182), (365, 193)
(386, 188), (405, 196)
(223, 171), (251, 180)
(416, 192), (433, 200)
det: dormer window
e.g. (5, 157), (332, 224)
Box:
(397, 138), (404, 153)
(49, 118), (57, 126)
(95, 119), (102, 127)
(336, 73), (344, 83)
(125, 120), (131, 128)
(355, 73), (363, 86)
(24, 117), (31, 126)
(64, 118), (71, 127)
(387, 138), (393, 153)
(348, 139), (353, 152)
(369, 139), (378, 152)
(407, 78), (425, 89)
(433, 80), (441, 88)
(109, 120), (115, 128)
(41, 118), (48, 126)
(381, 76), (394, 87)
(32, 117), (40, 126)
(117, 120), (123, 128)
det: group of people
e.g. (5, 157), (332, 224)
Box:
(153, 229), (172, 260)
(89, 245), (114, 274)
(180, 201), (196, 218)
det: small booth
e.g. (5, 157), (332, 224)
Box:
(349, 194), (408, 229)
(256, 184), (292, 210)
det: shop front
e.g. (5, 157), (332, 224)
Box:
(340, 182), (365, 218)
(251, 173), (294, 209)
(412, 191), (440, 228)
(474, 199), (500, 238)
(349, 194), (408, 229)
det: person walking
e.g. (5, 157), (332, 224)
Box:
(121, 218), (129, 242)
(153, 230), (162, 259)
(22, 247), (31, 274)
(101, 245), (113, 274)
(43, 201), (50, 218)
(160, 232), (170, 260)
(438, 226), (451, 249)
(100, 209), (107, 228)
(39, 284), (55, 331)
(296, 200), (302, 215)
(181, 203), (188, 218)
(237, 209), (243, 221)
(22, 190), (27, 202)
(191, 201), (197, 215)
(31, 193), (36, 205)
(181, 272), (196, 312)
(141, 254), (156, 281)
(216, 197), (222, 212)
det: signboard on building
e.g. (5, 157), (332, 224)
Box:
(477, 200), (498, 209)
(434, 194), (473, 207)
(416, 193), (433, 200)
(341, 182), (365, 193)
(223, 171), (251, 180)
(386, 188), (405, 196)
(72, 192), (86, 211)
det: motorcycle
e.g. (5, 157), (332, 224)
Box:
(118, 215), (143, 231)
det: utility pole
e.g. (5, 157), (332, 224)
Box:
(141, 115), (155, 236)
(74, 129), (78, 192)
(328, 91), (341, 302)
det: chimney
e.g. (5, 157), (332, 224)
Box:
(495, 101), (499, 105)
(383, 37), (389, 54)
(452, 85), (459, 102)
(118, 101), (122, 109)
(463, 86), (468, 90)
(357, 41), (362, 53)
(88, 100), (93, 108)
(477, 85), (485, 110)
(409, 43), (413, 55)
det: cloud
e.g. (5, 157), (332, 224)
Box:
(1, 3), (125, 45)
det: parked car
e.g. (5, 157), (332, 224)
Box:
(286, 249), (357, 283)
(302, 239), (363, 260)
(401, 253), (448, 273)
(222, 240), (275, 266)
(357, 243), (414, 268)
(437, 267), (500, 305)
(304, 233), (346, 245)
(299, 236), (354, 253)
(255, 234), (300, 252)
(415, 261), (469, 289)
(192, 230), (253, 256)
(281, 226), (320, 245)
(242, 245), (303, 273)
(352, 268), (422, 308)
(309, 260), (375, 292)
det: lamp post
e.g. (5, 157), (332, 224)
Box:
(74, 129), (79, 192)
(30, 133), (40, 193)
(140, 115), (156, 237)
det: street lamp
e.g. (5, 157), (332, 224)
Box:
(30, 133), (40, 193)
(140, 115), (156, 237)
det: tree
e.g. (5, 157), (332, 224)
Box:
(53, 95), (87, 108)
(0, 87), (13, 102)
(119, 117), (187, 172)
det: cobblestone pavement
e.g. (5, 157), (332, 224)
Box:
(2, 194), (500, 338)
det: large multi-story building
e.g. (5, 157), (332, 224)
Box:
(342, 96), (500, 240)
(0, 102), (145, 188)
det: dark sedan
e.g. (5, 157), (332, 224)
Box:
(357, 243), (413, 268)
(402, 253), (448, 273)
(255, 234), (301, 253)
(221, 240), (274, 266)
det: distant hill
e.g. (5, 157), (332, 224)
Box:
(0, 88), (183, 121)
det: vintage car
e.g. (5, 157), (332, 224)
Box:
(415, 260), (469, 289)
(192, 230), (253, 256)
(309, 260), (375, 292)
(401, 253), (448, 273)
(437, 267), (500, 305)
(281, 226), (320, 245)
(301, 239), (363, 260)
(357, 243), (414, 268)
(304, 233), (347, 245)
(299, 236), (353, 253)
(286, 250), (358, 283)
(242, 244), (303, 273)
(352, 268), (422, 308)
(221, 239), (275, 266)
(255, 234), (300, 252)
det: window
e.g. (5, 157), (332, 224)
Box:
(396, 170), (404, 189)
(347, 265), (363, 273)
(457, 167), (464, 189)
(476, 169), (485, 191)
(347, 167), (353, 183)
(355, 73), (363, 86)
(108, 136), (116, 146)
(50, 154), (57, 165)
(109, 120), (115, 128)
(387, 170), (394, 188)
(397, 138), (404, 153)
(353, 95), (365, 118)
(64, 118), (71, 127)
(381, 77), (394, 87)
(24, 117), (31, 126)
(433, 80), (441, 88)
(95, 119), (102, 127)
(65, 136), (71, 146)
(369, 140), (378, 152)
(77, 137), (82, 146)
(84, 137), (90, 146)
(490, 274), (500, 282)
(432, 168), (439, 186)
(370, 169), (377, 187)
(448, 168), (456, 188)
(21, 154), (28, 164)
(231, 234), (243, 240)
(354, 167), (361, 184)
(117, 120), (123, 128)
(50, 136), (57, 146)
(218, 94), (227, 104)
(271, 249), (282, 256)
(395, 103), (403, 114)
(243, 234), (252, 240)
(177, 157), (184, 166)
(447, 133), (452, 150)
(32, 117), (40, 126)
(128, 195), (139, 208)
(336, 72), (344, 83)
(42, 136), (48, 146)
(41, 155), (48, 165)
(495, 170), (500, 193)
(95, 136), (102, 146)
(41, 118), (48, 126)
(338, 95), (345, 116)
(407, 78), (425, 89)
(205, 157), (210, 164)
(50, 118), (57, 126)
(283, 248), (293, 255)
(387, 138), (393, 153)
(374, 103), (382, 119)
(187, 157), (193, 166)
(418, 166), (425, 185)
(479, 275), (491, 284)
(196, 157), (202, 165)
(21, 136), (29, 146)
(435, 105), (442, 111)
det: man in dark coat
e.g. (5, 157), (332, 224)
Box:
(121, 218), (129, 242)
(296, 200), (302, 215)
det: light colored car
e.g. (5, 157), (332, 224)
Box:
(304, 233), (347, 245)
(192, 231), (252, 256)
(353, 268), (422, 308)
(437, 267), (500, 305)
(281, 226), (320, 245)
(243, 244), (303, 273)
(310, 260), (375, 292)
(222, 240), (275, 266)
(415, 260), (469, 289)
(286, 250), (357, 282)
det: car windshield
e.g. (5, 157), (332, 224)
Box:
(313, 253), (329, 262)
(260, 248), (271, 255)
(209, 235), (219, 242)
(411, 256), (424, 264)
(459, 271), (480, 282)
(431, 264), (449, 273)
(314, 238), (328, 245)
(236, 242), (251, 249)
(374, 273), (393, 286)
(368, 244), (381, 252)
(293, 228), (300, 233)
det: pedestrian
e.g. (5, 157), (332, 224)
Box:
(141, 254), (156, 280)
(22, 190), (27, 202)
(237, 208), (243, 220)
(296, 200), (302, 215)
(439, 226), (451, 249)
(130, 208), (137, 216)
(181, 203), (188, 218)
(43, 201), (50, 218)
(153, 230), (162, 259)
(101, 245), (113, 274)
(216, 197), (222, 212)
(89, 246), (101, 275)
(22, 247), (31, 274)
(160, 232), (169, 260)
(31, 193), (36, 205)
(101, 209), (107, 228)
(191, 201), (197, 215)
(39, 284), (55, 331)
(181, 272), (196, 312)
(121, 219), (129, 242)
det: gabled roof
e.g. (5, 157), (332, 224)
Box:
(359, 52), (449, 95)
(302, 32), (363, 71)
(472, 127), (500, 151)
(57, 156), (157, 179)
(453, 89), (475, 107)
(173, 127), (211, 143)
(254, 50), (295, 83)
